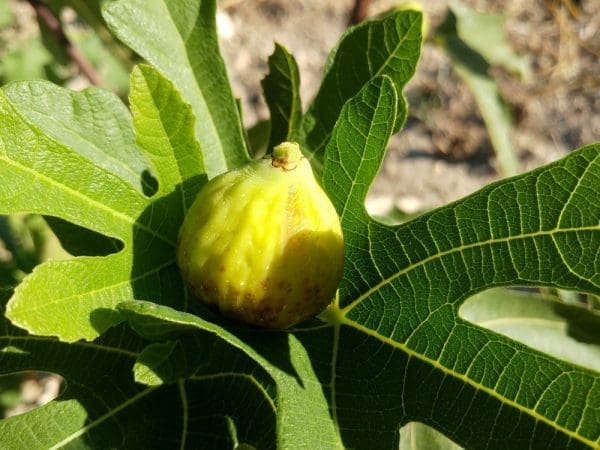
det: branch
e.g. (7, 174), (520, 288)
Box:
(349, 0), (371, 25)
(27, 0), (103, 86)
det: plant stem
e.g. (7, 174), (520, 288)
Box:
(349, 0), (370, 25)
(27, 0), (103, 86)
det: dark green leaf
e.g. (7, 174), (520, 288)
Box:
(246, 119), (271, 159)
(324, 100), (600, 447)
(261, 43), (301, 151)
(0, 294), (276, 449)
(295, 10), (422, 176)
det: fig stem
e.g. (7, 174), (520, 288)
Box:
(272, 142), (303, 171)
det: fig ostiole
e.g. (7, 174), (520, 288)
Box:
(176, 141), (344, 328)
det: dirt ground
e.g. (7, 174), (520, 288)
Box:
(218, 0), (600, 215)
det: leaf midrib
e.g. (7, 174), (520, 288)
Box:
(0, 334), (139, 358)
(178, 380), (189, 450)
(48, 386), (158, 449)
(1, 86), (175, 248)
(340, 317), (598, 448)
(10, 257), (177, 317)
(341, 224), (600, 315)
(1, 152), (174, 248)
(326, 222), (599, 447)
(8, 97), (146, 192)
(134, 69), (194, 218)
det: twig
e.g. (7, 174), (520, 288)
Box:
(349, 0), (371, 25)
(27, 0), (102, 86)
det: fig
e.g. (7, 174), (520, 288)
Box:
(176, 142), (344, 328)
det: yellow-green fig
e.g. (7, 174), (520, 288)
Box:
(176, 142), (344, 328)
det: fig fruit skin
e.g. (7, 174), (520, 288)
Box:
(176, 142), (344, 329)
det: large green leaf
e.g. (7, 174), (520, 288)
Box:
(114, 77), (600, 448)
(322, 78), (598, 449)
(102, 0), (250, 177)
(0, 65), (200, 341)
(116, 299), (347, 449)
(0, 298), (276, 449)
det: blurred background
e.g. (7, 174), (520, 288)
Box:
(1, 0), (599, 213)
(215, 0), (600, 216)
(0, 0), (599, 431)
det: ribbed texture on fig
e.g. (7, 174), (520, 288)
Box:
(177, 142), (344, 328)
